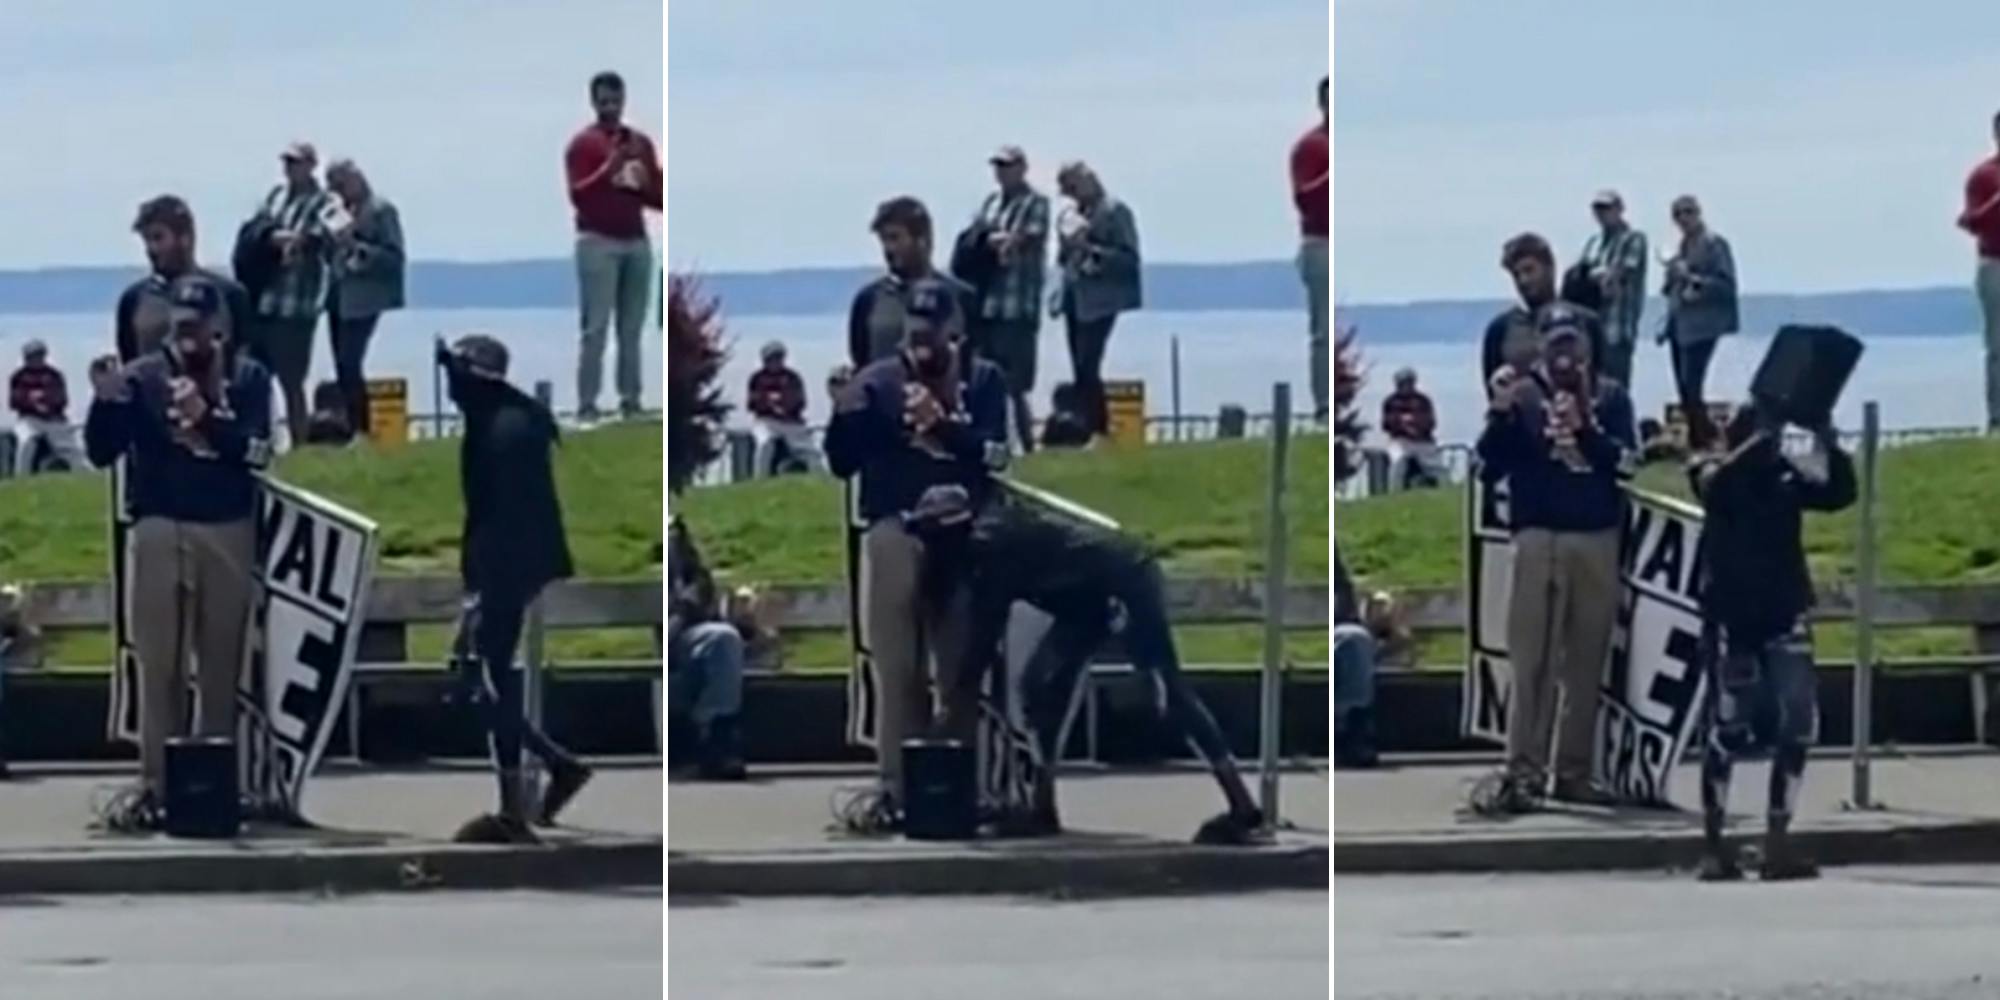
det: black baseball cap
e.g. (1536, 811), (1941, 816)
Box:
(449, 334), (510, 380)
(168, 279), (224, 324)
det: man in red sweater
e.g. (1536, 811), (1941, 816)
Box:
(1292, 76), (1330, 422)
(1959, 110), (2000, 431)
(566, 70), (663, 423)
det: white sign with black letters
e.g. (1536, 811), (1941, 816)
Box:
(1463, 475), (1708, 805)
(109, 471), (378, 818)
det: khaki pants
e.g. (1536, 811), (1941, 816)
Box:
(1505, 527), (1619, 788)
(860, 519), (971, 793)
(128, 517), (256, 792)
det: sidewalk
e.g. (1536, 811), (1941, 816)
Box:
(668, 766), (1329, 898)
(0, 763), (662, 897)
(1335, 750), (2000, 874)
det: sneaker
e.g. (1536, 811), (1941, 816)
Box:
(535, 761), (595, 828)
(1696, 850), (1745, 882)
(1468, 772), (1543, 817)
(1193, 808), (1273, 846)
(833, 787), (901, 836)
(1550, 778), (1618, 808)
(618, 401), (645, 421)
(576, 406), (603, 426)
(453, 812), (541, 845)
(93, 786), (163, 834)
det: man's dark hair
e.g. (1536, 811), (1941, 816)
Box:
(132, 195), (194, 236)
(1318, 75), (1329, 109)
(591, 71), (625, 95)
(1501, 232), (1554, 271)
(871, 196), (933, 243)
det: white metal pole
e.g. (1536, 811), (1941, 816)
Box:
(1258, 383), (1292, 827)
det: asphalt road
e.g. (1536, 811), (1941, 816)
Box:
(668, 891), (1330, 1000)
(1337, 865), (2000, 999)
(0, 889), (661, 1000)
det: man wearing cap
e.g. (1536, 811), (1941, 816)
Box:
(745, 340), (818, 476)
(962, 145), (1050, 453)
(8, 340), (86, 474)
(1379, 366), (1440, 490)
(436, 333), (594, 842)
(567, 70), (663, 422)
(1292, 75), (1331, 421)
(84, 280), (273, 831)
(1475, 311), (1635, 813)
(1578, 190), (1648, 388)
(121, 196), (251, 364)
(245, 142), (333, 446)
(824, 286), (1008, 832)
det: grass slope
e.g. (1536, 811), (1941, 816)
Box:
(675, 437), (1329, 669)
(1, 423), (663, 665)
(1336, 437), (2000, 662)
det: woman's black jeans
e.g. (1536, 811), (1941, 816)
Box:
(1064, 312), (1119, 436)
(329, 312), (381, 435)
(1670, 335), (1720, 449)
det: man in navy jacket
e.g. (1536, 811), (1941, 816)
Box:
(1475, 310), (1635, 813)
(84, 279), (271, 831)
(825, 282), (1007, 831)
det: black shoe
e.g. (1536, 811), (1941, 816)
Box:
(1193, 808), (1273, 846)
(618, 401), (645, 421)
(1696, 850), (1745, 882)
(696, 716), (748, 782)
(576, 405), (603, 425)
(1469, 772), (1543, 817)
(454, 812), (540, 845)
(535, 761), (595, 828)
(1550, 779), (1618, 808)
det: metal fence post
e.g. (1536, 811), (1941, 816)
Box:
(1851, 402), (1880, 810)
(1258, 383), (1292, 829)
(1171, 336), (1183, 442)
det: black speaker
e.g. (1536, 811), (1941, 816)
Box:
(900, 739), (977, 841)
(1750, 325), (1863, 429)
(163, 736), (240, 839)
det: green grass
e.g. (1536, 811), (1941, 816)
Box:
(0, 422), (664, 582)
(1338, 437), (2000, 668)
(676, 436), (1328, 586)
(675, 436), (1329, 669)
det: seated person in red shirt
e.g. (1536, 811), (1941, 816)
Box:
(1379, 367), (1442, 489)
(8, 340), (87, 474)
(745, 341), (819, 475)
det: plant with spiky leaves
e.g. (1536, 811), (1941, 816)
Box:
(668, 273), (731, 495)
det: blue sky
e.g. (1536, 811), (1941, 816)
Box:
(667, 0), (1330, 272)
(0, 1), (661, 269)
(1335, 0), (2000, 302)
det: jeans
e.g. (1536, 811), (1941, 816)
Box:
(452, 589), (573, 813)
(1333, 624), (1376, 725)
(1299, 238), (1329, 417)
(1979, 259), (2000, 428)
(1670, 336), (1720, 449)
(1064, 312), (1118, 436)
(668, 621), (745, 728)
(329, 312), (380, 436)
(576, 234), (654, 413)
(1700, 622), (1817, 842)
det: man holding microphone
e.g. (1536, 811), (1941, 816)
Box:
(85, 280), (272, 832)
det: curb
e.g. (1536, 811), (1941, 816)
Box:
(668, 842), (1328, 899)
(1334, 820), (2000, 874)
(0, 837), (663, 898)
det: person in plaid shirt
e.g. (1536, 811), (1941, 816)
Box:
(248, 141), (333, 446)
(1578, 190), (1649, 388)
(969, 145), (1050, 452)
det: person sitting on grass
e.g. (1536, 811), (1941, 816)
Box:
(1688, 403), (1854, 882)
